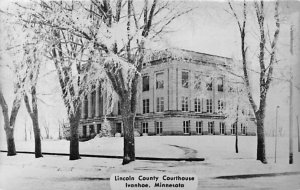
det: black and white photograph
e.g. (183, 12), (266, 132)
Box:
(0, 0), (300, 189)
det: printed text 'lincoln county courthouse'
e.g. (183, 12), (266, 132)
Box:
(78, 49), (256, 138)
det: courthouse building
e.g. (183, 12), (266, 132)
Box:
(79, 49), (256, 138)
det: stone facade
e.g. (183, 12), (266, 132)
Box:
(79, 49), (256, 138)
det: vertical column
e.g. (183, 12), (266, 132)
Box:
(103, 89), (107, 115)
(81, 96), (85, 119)
(176, 67), (179, 111)
(212, 78), (216, 113)
(153, 71), (155, 113)
(189, 70), (193, 112)
(88, 92), (92, 118)
(95, 86), (100, 117)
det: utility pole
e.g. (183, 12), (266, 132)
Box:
(236, 103), (239, 154)
(297, 116), (300, 152)
(275, 106), (279, 163)
(289, 25), (294, 164)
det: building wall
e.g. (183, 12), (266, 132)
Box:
(78, 51), (257, 138)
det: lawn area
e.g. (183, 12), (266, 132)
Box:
(0, 136), (300, 190)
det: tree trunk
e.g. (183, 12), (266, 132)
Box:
(69, 114), (80, 160)
(235, 123), (238, 153)
(25, 123), (27, 141)
(236, 105), (239, 153)
(24, 91), (43, 158)
(122, 114), (135, 165)
(0, 91), (18, 156)
(5, 127), (16, 156)
(256, 114), (267, 163)
(120, 98), (135, 165)
(32, 117), (43, 158)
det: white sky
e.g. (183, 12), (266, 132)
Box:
(0, 1), (300, 140)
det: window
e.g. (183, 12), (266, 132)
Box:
(208, 121), (214, 134)
(206, 77), (212, 91)
(181, 96), (189, 111)
(91, 90), (96, 117)
(89, 125), (95, 135)
(156, 97), (164, 112)
(116, 123), (122, 133)
(194, 73), (201, 89)
(142, 76), (150, 91)
(83, 125), (87, 137)
(207, 99), (212, 113)
(155, 121), (163, 134)
(196, 121), (203, 134)
(118, 101), (121, 115)
(97, 124), (101, 134)
(142, 122), (149, 134)
(217, 77), (224, 92)
(156, 73), (164, 89)
(218, 100), (224, 113)
(194, 98), (201, 112)
(231, 122), (237, 135)
(183, 121), (190, 134)
(219, 122), (225, 135)
(84, 96), (88, 119)
(241, 123), (247, 135)
(182, 71), (189, 88)
(143, 99), (150, 114)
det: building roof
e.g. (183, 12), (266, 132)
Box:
(147, 48), (233, 67)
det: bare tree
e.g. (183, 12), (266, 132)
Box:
(228, 0), (280, 163)
(23, 46), (43, 158)
(58, 120), (63, 140)
(0, 64), (26, 155)
(24, 118), (27, 141)
(15, 0), (193, 164)
(43, 118), (50, 139)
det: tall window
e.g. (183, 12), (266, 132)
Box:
(207, 99), (212, 113)
(83, 125), (87, 137)
(181, 96), (189, 111)
(84, 95), (88, 119)
(217, 77), (224, 92)
(231, 122), (237, 135)
(206, 77), (212, 91)
(97, 124), (101, 134)
(183, 120), (190, 134)
(116, 123), (122, 133)
(142, 122), (149, 134)
(156, 73), (164, 89)
(194, 98), (201, 112)
(208, 121), (214, 134)
(142, 76), (150, 91)
(194, 73), (201, 90)
(91, 90), (96, 117)
(118, 101), (121, 115)
(89, 125), (95, 135)
(155, 121), (163, 134)
(241, 123), (247, 135)
(182, 71), (189, 88)
(196, 121), (203, 134)
(219, 122), (225, 135)
(143, 99), (150, 114)
(218, 100), (224, 113)
(156, 97), (164, 112)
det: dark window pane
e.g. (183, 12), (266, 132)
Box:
(218, 77), (224, 92)
(142, 76), (150, 91)
(182, 71), (189, 88)
(156, 73), (164, 89)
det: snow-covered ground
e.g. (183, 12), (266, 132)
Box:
(0, 136), (300, 190)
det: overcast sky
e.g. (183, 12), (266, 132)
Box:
(0, 1), (300, 140)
